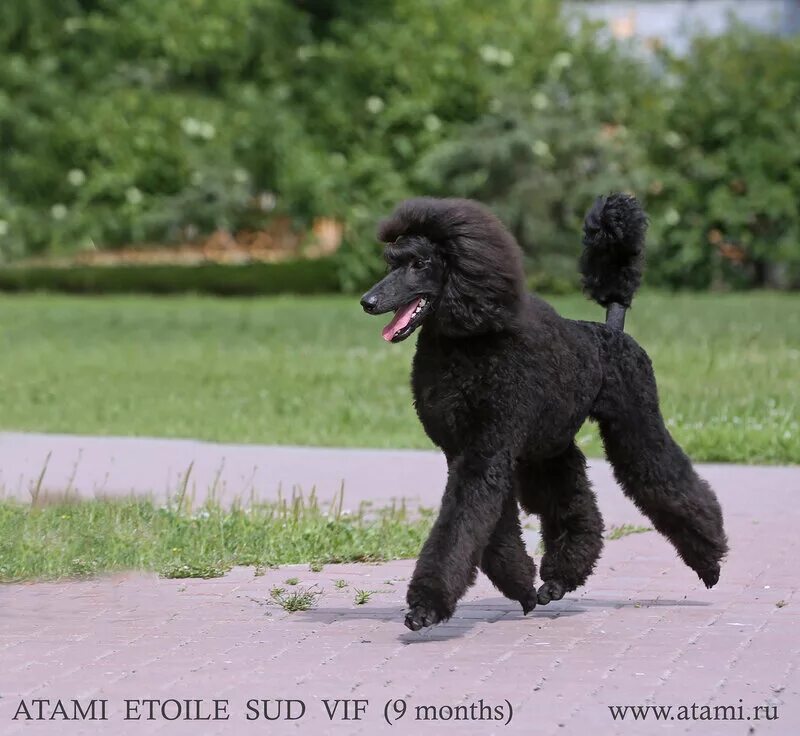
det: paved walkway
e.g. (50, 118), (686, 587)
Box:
(1, 431), (798, 509)
(1, 434), (799, 735)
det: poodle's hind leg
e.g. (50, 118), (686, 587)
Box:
(517, 444), (604, 605)
(593, 337), (728, 588)
(480, 493), (538, 614)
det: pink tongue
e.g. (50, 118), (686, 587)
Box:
(382, 298), (421, 342)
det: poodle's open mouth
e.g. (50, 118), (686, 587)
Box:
(382, 297), (431, 343)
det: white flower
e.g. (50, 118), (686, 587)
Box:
(365, 96), (385, 114)
(0, 220), (8, 236)
(551, 51), (573, 71)
(664, 207), (680, 226)
(480, 45), (514, 67)
(497, 49), (514, 67)
(181, 117), (202, 136)
(664, 131), (682, 148)
(233, 168), (249, 184)
(532, 92), (549, 111)
(424, 114), (442, 132)
(181, 117), (215, 139)
(258, 192), (277, 212)
(531, 140), (551, 158)
(63, 17), (84, 34)
(51, 204), (68, 220)
(480, 45), (500, 63)
(67, 169), (86, 187)
(125, 187), (143, 205)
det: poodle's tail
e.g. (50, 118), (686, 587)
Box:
(579, 193), (647, 331)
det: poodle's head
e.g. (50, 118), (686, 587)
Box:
(360, 197), (526, 342)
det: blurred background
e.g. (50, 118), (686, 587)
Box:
(1, 0), (799, 291)
(0, 0), (798, 466)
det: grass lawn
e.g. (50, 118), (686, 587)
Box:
(0, 492), (432, 582)
(0, 291), (798, 464)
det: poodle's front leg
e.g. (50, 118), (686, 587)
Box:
(405, 451), (513, 631)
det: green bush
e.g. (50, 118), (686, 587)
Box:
(0, 258), (340, 296)
(0, 3), (798, 291)
(0, 0), (571, 269)
(416, 27), (655, 282)
(418, 25), (800, 290)
(642, 27), (800, 289)
(0, 0), (310, 257)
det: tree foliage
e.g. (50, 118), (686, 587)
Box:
(0, 2), (798, 289)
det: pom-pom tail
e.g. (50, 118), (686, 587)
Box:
(579, 193), (648, 329)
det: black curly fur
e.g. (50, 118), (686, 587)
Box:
(378, 197), (526, 336)
(580, 193), (647, 310)
(362, 195), (728, 632)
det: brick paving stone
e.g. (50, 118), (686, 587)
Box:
(1, 439), (799, 734)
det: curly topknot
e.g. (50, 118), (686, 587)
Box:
(579, 193), (648, 309)
(377, 197), (526, 336)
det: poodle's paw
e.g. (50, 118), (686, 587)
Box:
(520, 591), (538, 615)
(404, 604), (444, 631)
(697, 562), (720, 589)
(537, 580), (566, 605)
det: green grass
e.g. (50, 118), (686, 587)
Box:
(606, 524), (653, 540)
(270, 585), (322, 612)
(353, 589), (374, 605)
(0, 292), (798, 463)
(0, 493), (433, 582)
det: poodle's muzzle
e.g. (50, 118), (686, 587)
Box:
(360, 270), (434, 343)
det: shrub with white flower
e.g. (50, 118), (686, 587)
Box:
(50, 204), (68, 220)
(365, 96), (385, 114)
(424, 114), (442, 133)
(550, 51), (573, 72)
(181, 117), (216, 140)
(480, 45), (514, 67)
(532, 92), (549, 111)
(496, 49), (514, 67)
(479, 44), (500, 63)
(67, 169), (86, 187)
(531, 140), (551, 158)
(198, 122), (215, 140)
(258, 192), (277, 212)
(125, 187), (143, 206)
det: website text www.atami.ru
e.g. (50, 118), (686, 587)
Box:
(608, 701), (779, 723)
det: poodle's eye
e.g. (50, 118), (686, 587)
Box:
(411, 258), (428, 271)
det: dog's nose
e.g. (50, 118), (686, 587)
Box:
(360, 293), (379, 314)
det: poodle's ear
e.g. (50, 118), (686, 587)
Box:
(433, 204), (526, 336)
(436, 267), (515, 336)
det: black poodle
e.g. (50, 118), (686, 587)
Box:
(360, 194), (728, 631)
